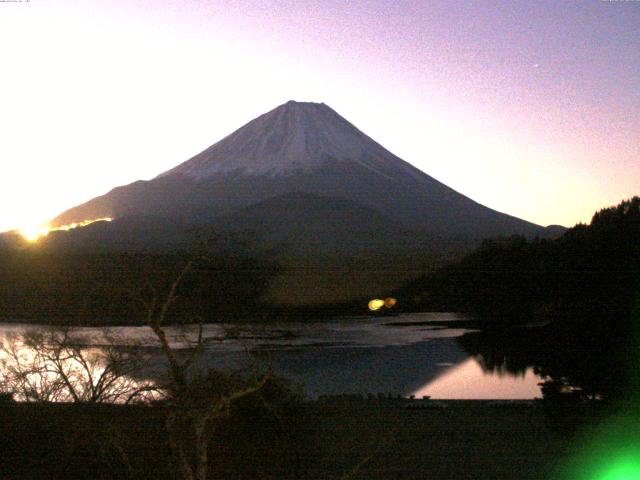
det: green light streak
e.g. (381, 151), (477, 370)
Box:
(558, 293), (640, 480)
(596, 455), (640, 480)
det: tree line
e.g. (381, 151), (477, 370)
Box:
(0, 236), (279, 324)
(401, 196), (640, 403)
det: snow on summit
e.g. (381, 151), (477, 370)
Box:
(160, 101), (411, 179)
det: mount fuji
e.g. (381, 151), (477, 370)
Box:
(53, 100), (556, 244)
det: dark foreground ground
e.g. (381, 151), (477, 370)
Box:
(0, 398), (609, 480)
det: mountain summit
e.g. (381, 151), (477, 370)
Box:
(160, 101), (422, 180)
(53, 101), (551, 239)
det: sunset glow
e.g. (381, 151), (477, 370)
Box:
(18, 218), (113, 243)
(1, 1), (638, 232)
(18, 225), (51, 243)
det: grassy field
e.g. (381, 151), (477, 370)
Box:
(0, 398), (596, 480)
(262, 250), (460, 307)
(300, 399), (586, 480)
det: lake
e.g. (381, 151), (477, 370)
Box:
(0, 313), (543, 400)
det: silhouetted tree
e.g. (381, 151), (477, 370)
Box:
(0, 327), (158, 403)
(407, 196), (640, 402)
(139, 259), (274, 480)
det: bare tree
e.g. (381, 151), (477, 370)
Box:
(0, 251), (275, 480)
(0, 327), (160, 404)
(140, 260), (273, 480)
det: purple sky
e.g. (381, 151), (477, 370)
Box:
(1, 0), (638, 231)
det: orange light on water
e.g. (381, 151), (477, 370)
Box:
(384, 297), (397, 308)
(368, 297), (397, 311)
(368, 299), (385, 311)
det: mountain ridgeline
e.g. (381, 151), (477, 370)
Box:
(1, 101), (567, 316)
(52, 101), (559, 243)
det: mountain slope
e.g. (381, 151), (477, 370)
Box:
(211, 191), (411, 255)
(52, 101), (557, 240)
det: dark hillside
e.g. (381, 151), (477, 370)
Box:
(400, 197), (640, 402)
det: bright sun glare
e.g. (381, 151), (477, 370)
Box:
(18, 225), (51, 242)
(18, 218), (113, 243)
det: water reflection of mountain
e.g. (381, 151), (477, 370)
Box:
(455, 324), (631, 401)
(455, 330), (539, 377)
(411, 357), (542, 399)
(193, 339), (470, 398)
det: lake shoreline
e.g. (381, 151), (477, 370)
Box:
(0, 314), (545, 400)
